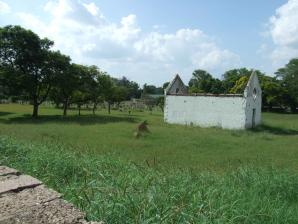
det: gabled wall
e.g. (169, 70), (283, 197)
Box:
(244, 72), (262, 128)
(165, 75), (188, 95)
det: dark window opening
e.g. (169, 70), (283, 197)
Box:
(253, 88), (257, 100)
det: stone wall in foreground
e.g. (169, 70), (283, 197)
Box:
(0, 166), (100, 224)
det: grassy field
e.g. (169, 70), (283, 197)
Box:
(1, 136), (298, 223)
(1, 104), (298, 223)
(0, 103), (298, 171)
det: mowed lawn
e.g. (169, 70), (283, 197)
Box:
(0, 103), (298, 171)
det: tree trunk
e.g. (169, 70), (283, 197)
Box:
(55, 102), (60, 108)
(32, 103), (39, 118)
(78, 105), (81, 116)
(108, 102), (111, 114)
(290, 104), (297, 113)
(93, 103), (97, 115)
(63, 99), (68, 116)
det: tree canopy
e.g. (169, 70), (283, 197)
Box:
(0, 25), (70, 117)
(275, 58), (298, 112)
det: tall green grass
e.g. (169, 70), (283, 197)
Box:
(1, 136), (298, 223)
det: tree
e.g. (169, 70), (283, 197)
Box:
(260, 76), (284, 110)
(189, 69), (212, 93)
(275, 58), (298, 112)
(116, 76), (141, 99)
(0, 25), (61, 118)
(143, 84), (163, 95)
(228, 69), (286, 110)
(49, 62), (82, 116)
(99, 82), (129, 113)
(162, 82), (170, 91)
(0, 67), (15, 101)
(222, 68), (251, 93)
(72, 90), (85, 116)
(189, 69), (223, 94)
(229, 76), (249, 94)
(97, 74), (114, 114)
(71, 65), (96, 116)
(85, 66), (104, 115)
(157, 96), (165, 112)
(112, 86), (129, 107)
(210, 78), (224, 94)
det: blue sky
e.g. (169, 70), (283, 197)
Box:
(1, 0), (297, 85)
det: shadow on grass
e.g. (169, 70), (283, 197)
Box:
(0, 114), (138, 125)
(0, 111), (14, 116)
(251, 124), (298, 136)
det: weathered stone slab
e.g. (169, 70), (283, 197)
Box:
(0, 198), (88, 224)
(0, 174), (19, 182)
(0, 166), (19, 176)
(0, 174), (42, 194)
(0, 185), (60, 218)
(0, 166), (101, 223)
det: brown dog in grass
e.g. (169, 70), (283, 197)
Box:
(134, 120), (150, 138)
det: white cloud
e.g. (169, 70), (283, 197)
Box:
(14, 0), (240, 84)
(134, 29), (239, 70)
(83, 2), (100, 17)
(268, 0), (298, 68)
(0, 1), (10, 14)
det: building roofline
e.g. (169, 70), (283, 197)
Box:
(167, 93), (243, 97)
(165, 74), (187, 95)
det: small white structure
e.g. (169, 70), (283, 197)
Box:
(164, 72), (262, 129)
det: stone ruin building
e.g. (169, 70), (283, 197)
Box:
(164, 72), (262, 129)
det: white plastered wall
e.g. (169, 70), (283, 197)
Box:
(244, 74), (262, 128)
(164, 95), (247, 129)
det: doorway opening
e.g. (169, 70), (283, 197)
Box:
(252, 108), (256, 128)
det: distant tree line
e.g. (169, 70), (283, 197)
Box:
(0, 25), (142, 117)
(1, 25), (297, 117)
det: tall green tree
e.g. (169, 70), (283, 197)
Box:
(116, 76), (141, 99)
(157, 96), (165, 112)
(276, 58), (298, 112)
(49, 62), (82, 116)
(112, 86), (129, 107)
(189, 69), (212, 93)
(228, 69), (284, 109)
(260, 76), (284, 110)
(189, 69), (223, 94)
(229, 76), (249, 94)
(162, 82), (170, 91)
(97, 74), (114, 114)
(143, 84), (163, 95)
(222, 68), (251, 93)
(89, 67), (111, 115)
(71, 65), (96, 116)
(0, 25), (61, 117)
